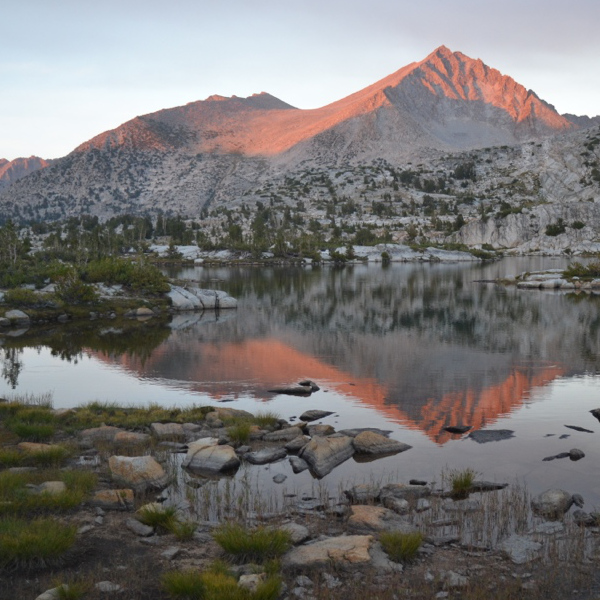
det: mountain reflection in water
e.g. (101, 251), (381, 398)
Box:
(2, 258), (600, 446)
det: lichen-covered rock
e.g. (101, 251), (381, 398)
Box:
(150, 422), (185, 440)
(263, 426), (304, 442)
(347, 505), (416, 534)
(244, 447), (287, 465)
(109, 455), (169, 492)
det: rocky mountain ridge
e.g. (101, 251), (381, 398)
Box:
(1, 46), (599, 254)
(0, 156), (50, 191)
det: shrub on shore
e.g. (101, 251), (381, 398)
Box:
(379, 530), (423, 563)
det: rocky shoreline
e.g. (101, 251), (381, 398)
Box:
(2, 397), (600, 600)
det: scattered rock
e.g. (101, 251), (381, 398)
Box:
(289, 456), (310, 473)
(443, 425), (472, 434)
(95, 581), (124, 593)
(499, 535), (542, 564)
(470, 481), (509, 491)
(348, 505), (415, 534)
(125, 518), (154, 537)
(264, 427), (304, 442)
(161, 546), (181, 560)
(182, 439), (240, 474)
(531, 489), (575, 519)
(590, 408), (600, 422)
(307, 424), (335, 437)
(273, 473), (287, 484)
(283, 535), (374, 569)
(569, 448), (585, 460)
(380, 483), (431, 503)
(285, 435), (310, 452)
(4, 309), (30, 326)
(245, 447), (287, 465)
(238, 573), (266, 593)
(564, 425), (594, 433)
(344, 484), (380, 504)
(280, 522), (310, 544)
(352, 431), (412, 455)
(338, 428), (392, 438)
(80, 425), (124, 445)
(34, 481), (67, 495)
(300, 409), (333, 422)
(468, 429), (515, 443)
(268, 384), (313, 396)
(151, 422), (185, 440)
(299, 435), (355, 477)
(109, 455), (169, 492)
(114, 431), (150, 445)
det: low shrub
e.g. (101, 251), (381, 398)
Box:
(379, 530), (423, 563)
(162, 569), (205, 599)
(545, 218), (566, 236)
(0, 517), (77, 567)
(170, 520), (198, 541)
(213, 523), (291, 563)
(136, 504), (178, 532)
(563, 261), (600, 279)
(3, 288), (40, 307)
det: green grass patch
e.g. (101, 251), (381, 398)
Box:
(170, 520), (198, 541)
(379, 530), (423, 563)
(213, 523), (291, 563)
(252, 411), (280, 429)
(3, 405), (58, 441)
(137, 504), (178, 532)
(227, 421), (252, 444)
(0, 445), (71, 469)
(162, 562), (281, 600)
(563, 260), (600, 280)
(0, 517), (77, 568)
(0, 469), (96, 516)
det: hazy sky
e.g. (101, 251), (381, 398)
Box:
(2, 0), (599, 160)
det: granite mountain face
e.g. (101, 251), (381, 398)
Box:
(1, 46), (599, 252)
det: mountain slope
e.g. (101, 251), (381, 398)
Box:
(0, 46), (593, 223)
(0, 156), (51, 191)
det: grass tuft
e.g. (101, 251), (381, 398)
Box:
(0, 517), (77, 567)
(227, 421), (252, 444)
(213, 522), (291, 563)
(136, 504), (178, 532)
(379, 530), (423, 563)
(450, 467), (477, 499)
(252, 411), (280, 429)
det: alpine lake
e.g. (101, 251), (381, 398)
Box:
(2, 256), (600, 509)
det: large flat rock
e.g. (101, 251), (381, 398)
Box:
(109, 455), (169, 492)
(299, 435), (355, 477)
(283, 535), (374, 570)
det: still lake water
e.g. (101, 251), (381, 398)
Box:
(2, 257), (600, 505)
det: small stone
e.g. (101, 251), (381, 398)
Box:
(322, 573), (342, 588)
(273, 473), (287, 484)
(499, 535), (542, 564)
(300, 410), (333, 422)
(125, 518), (154, 537)
(94, 516), (104, 525)
(295, 575), (314, 588)
(281, 522), (310, 544)
(95, 581), (123, 593)
(35, 481), (66, 495)
(77, 525), (94, 534)
(569, 448), (585, 461)
(161, 546), (181, 560)
(416, 499), (431, 512)
(245, 447), (287, 465)
(289, 456), (309, 473)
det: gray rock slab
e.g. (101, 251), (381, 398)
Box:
(109, 455), (169, 492)
(344, 484), (381, 504)
(280, 522), (310, 544)
(289, 456), (310, 473)
(125, 518), (154, 537)
(263, 426), (304, 442)
(285, 435), (310, 453)
(352, 431), (411, 455)
(468, 429), (515, 443)
(245, 447), (287, 465)
(299, 435), (355, 478)
(182, 441), (240, 474)
(151, 422), (185, 440)
(268, 385), (313, 396)
(380, 483), (431, 502)
(300, 410), (334, 422)
(338, 428), (392, 438)
(499, 535), (542, 564)
(282, 535), (374, 569)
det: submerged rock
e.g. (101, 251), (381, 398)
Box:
(468, 429), (515, 443)
(268, 384), (313, 396)
(443, 425), (472, 434)
(300, 409), (334, 422)
(245, 447), (287, 465)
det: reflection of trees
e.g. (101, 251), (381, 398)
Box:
(2, 347), (23, 388)
(1, 319), (172, 371)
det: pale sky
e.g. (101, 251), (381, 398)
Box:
(2, 0), (599, 160)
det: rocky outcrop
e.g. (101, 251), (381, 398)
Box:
(282, 535), (374, 570)
(531, 489), (581, 520)
(167, 286), (237, 312)
(352, 431), (412, 455)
